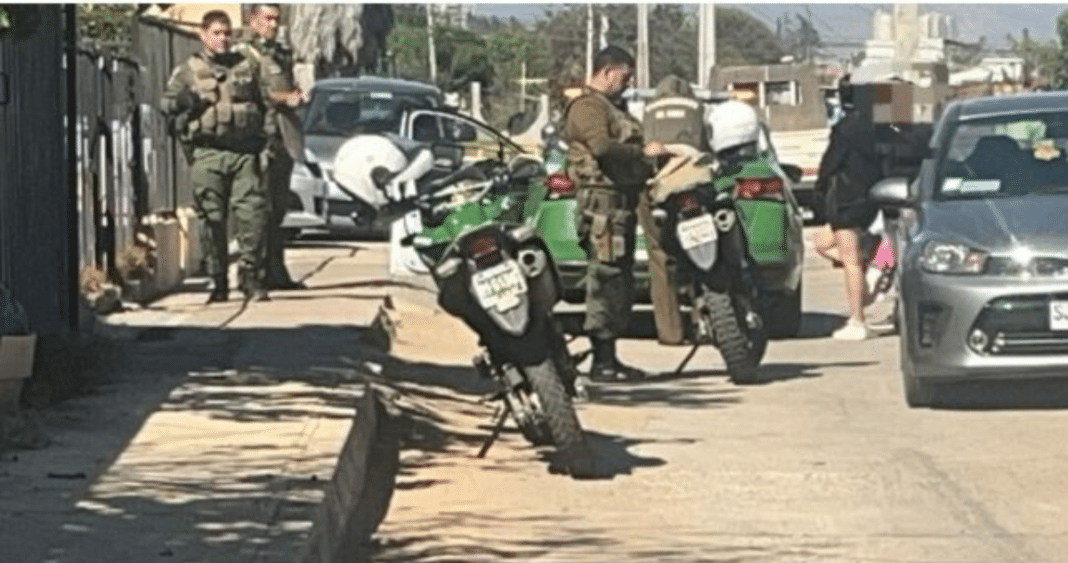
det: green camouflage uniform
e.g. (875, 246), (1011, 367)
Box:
(236, 37), (303, 286)
(563, 87), (653, 340)
(161, 50), (268, 293)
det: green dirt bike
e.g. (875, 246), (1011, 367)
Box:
(398, 155), (593, 476)
(646, 149), (769, 384)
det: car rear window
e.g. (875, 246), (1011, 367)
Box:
(303, 89), (440, 137)
(937, 111), (1068, 199)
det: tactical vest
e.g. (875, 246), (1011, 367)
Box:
(642, 96), (706, 150)
(183, 53), (265, 152)
(237, 39), (295, 139)
(563, 89), (645, 190)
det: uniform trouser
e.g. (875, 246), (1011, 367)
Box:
(577, 187), (638, 340)
(190, 147), (267, 285)
(635, 193), (687, 345)
(263, 150), (295, 283)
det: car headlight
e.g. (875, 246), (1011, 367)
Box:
(920, 241), (988, 274)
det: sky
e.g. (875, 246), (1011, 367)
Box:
(470, 3), (1065, 47)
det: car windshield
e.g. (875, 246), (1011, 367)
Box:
(303, 89), (439, 137)
(937, 111), (1068, 199)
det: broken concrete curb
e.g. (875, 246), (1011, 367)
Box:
(300, 382), (402, 563)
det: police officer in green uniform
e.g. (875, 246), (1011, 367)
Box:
(639, 75), (710, 345)
(563, 46), (666, 381)
(161, 10), (270, 303)
(238, 3), (307, 290)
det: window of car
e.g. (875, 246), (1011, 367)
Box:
(303, 89), (439, 137)
(407, 110), (526, 166)
(936, 111), (1068, 200)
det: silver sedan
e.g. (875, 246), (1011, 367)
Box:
(873, 92), (1068, 407)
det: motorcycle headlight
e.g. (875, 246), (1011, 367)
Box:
(920, 241), (988, 274)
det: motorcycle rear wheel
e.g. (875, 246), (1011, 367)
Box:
(705, 290), (764, 385)
(525, 359), (594, 476)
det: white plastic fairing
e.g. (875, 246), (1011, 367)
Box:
(332, 135), (410, 209)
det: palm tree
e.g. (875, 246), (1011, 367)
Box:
(289, 4), (392, 77)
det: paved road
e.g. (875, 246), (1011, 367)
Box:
(371, 234), (1068, 563)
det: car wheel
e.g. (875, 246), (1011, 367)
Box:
(765, 283), (802, 338)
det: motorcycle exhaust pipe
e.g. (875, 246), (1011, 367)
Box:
(517, 248), (547, 278)
(714, 208), (736, 233)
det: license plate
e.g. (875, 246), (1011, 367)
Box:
(1050, 300), (1068, 331)
(677, 214), (717, 250)
(472, 260), (527, 312)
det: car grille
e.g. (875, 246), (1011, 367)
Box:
(984, 256), (1068, 278)
(973, 293), (1068, 355)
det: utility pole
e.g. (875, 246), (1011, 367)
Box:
(586, 4), (594, 80)
(698, 3), (716, 89)
(599, 7), (609, 49)
(636, 3), (650, 89)
(520, 60), (527, 113)
(427, 6), (438, 84)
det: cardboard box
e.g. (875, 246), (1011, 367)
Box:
(0, 334), (37, 411)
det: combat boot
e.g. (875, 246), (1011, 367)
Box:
(588, 336), (646, 382)
(239, 270), (271, 303)
(206, 276), (229, 304)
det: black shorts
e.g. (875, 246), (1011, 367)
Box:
(828, 201), (878, 231)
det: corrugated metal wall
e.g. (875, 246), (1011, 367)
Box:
(134, 17), (200, 211)
(74, 47), (142, 281)
(0, 5), (76, 335)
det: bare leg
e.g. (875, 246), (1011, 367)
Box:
(813, 228), (841, 264)
(835, 227), (866, 324)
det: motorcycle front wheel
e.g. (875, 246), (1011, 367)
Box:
(704, 290), (766, 385)
(524, 359), (594, 476)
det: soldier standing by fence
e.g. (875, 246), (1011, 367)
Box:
(238, 3), (307, 290)
(161, 10), (271, 303)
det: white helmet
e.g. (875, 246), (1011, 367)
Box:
(332, 134), (432, 209)
(707, 100), (760, 154)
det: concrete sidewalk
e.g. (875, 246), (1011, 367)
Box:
(0, 241), (429, 563)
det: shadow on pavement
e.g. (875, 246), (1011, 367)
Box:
(931, 378), (1068, 411)
(370, 509), (842, 563)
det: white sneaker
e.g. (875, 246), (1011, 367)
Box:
(833, 320), (872, 341)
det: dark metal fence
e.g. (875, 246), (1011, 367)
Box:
(0, 9), (204, 334)
(0, 5), (77, 335)
(133, 16), (200, 211)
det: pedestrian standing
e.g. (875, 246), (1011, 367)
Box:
(238, 3), (308, 290)
(563, 46), (666, 380)
(813, 77), (882, 340)
(161, 10), (270, 303)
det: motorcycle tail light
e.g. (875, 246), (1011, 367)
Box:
(545, 173), (576, 198)
(675, 192), (703, 218)
(734, 177), (785, 201)
(465, 232), (501, 268)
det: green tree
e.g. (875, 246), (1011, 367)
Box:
(1007, 28), (1061, 88)
(777, 13), (821, 63)
(78, 4), (134, 45)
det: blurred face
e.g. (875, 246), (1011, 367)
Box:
(601, 64), (634, 97)
(200, 20), (232, 55)
(249, 6), (281, 41)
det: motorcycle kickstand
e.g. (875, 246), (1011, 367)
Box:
(476, 402), (511, 459)
(673, 343), (702, 377)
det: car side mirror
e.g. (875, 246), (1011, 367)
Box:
(870, 177), (913, 207)
(454, 123), (477, 142)
(781, 163), (803, 184)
